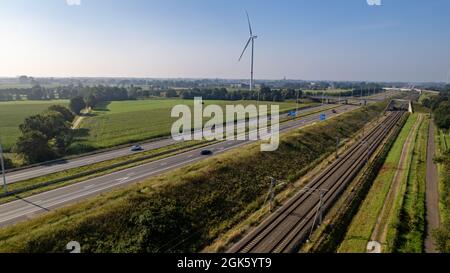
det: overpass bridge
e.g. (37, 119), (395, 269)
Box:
(306, 95), (387, 105)
(387, 99), (414, 113)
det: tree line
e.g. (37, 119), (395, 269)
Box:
(0, 84), (161, 102)
(179, 86), (301, 102)
(421, 89), (450, 252)
(421, 91), (450, 130)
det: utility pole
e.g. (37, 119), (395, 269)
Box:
(265, 177), (288, 213)
(268, 177), (276, 212)
(307, 188), (327, 241)
(0, 139), (8, 194)
(336, 136), (340, 159)
(322, 91), (325, 106)
(296, 89), (300, 115)
(351, 83), (355, 105)
(360, 84), (363, 105)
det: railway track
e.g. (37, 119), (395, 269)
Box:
(229, 110), (405, 253)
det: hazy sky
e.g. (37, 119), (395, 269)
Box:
(1, 0), (450, 82)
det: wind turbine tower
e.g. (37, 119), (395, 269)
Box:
(239, 11), (258, 92)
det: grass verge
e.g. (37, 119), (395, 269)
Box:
(392, 115), (428, 252)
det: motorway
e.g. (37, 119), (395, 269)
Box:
(5, 104), (336, 184)
(0, 93), (393, 227)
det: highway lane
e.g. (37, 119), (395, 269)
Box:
(5, 104), (336, 184)
(0, 104), (360, 227)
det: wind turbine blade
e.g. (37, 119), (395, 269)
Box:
(246, 11), (253, 36)
(238, 37), (252, 61)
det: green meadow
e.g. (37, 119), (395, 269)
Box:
(78, 99), (307, 149)
(0, 100), (68, 151)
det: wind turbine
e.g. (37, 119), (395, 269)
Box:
(238, 11), (258, 92)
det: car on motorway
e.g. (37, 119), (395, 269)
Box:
(130, 144), (144, 152)
(332, 109), (337, 114)
(200, 150), (213, 156)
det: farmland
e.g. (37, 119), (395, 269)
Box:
(0, 100), (68, 151)
(77, 99), (308, 150)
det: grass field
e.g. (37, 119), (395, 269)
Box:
(392, 116), (428, 252)
(78, 99), (308, 150)
(0, 100), (68, 151)
(338, 114), (417, 253)
(0, 103), (387, 253)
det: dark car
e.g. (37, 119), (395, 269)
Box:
(131, 144), (144, 152)
(201, 150), (213, 156)
(332, 109), (337, 114)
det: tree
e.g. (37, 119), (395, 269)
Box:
(14, 131), (55, 163)
(1, 157), (14, 170)
(165, 89), (178, 98)
(15, 111), (73, 163)
(19, 114), (53, 139)
(27, 84), (44, 100)
(444, 84), (450, 93)
(85, 94), (97, 108)
(48, 105), (75, 122)
(69, 96), (86, 115)
(434, 101), (450, 130)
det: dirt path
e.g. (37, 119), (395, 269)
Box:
(71, 116), (85, 129)
(425, 121), (440, 253)
(71, 108), (92, 129)
(369, 114), (422, 251)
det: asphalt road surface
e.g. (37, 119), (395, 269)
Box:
(425, 121), (440, 253)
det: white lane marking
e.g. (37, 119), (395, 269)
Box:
(115, 177), (129, 183)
